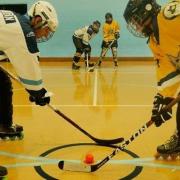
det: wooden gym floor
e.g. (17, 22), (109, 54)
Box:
(0, 60), (180, 180)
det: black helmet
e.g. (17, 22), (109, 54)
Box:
(123, 0), (161, 38)
(105, 12), (113, 19)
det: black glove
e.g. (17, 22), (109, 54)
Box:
(151, 93), (173, 127)
(114, 32), (120, 39)
(26, 88), (50, 106)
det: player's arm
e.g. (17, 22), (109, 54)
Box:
(6, 49), (50, 106)
(114, 21), (120, 39)
(151, 56), (180, 127)
(82, 27), (92, 53)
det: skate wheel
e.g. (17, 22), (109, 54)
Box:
(18, 133), (24, 140)
(9, 136), (17, 141)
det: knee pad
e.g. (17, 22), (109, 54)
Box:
(73, 53), (81, 63)
(112, 47), (117, 58)
(0, 68), (13, 127)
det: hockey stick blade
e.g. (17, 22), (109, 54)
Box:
(58, 161), (91, 172)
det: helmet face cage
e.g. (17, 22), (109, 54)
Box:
(124, 0), (161, 38)
(126, 14), (150, 38)
(105, 13), (113, 23)
(36, 31), (54, 43)
(30, 1), (58, 43)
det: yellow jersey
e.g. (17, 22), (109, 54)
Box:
(149, 0), (180, 97)
(103, 20), (120, 42)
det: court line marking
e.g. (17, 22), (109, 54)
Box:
(0, 150), (180, 171)
(93, 69), (98, 106)
(13, 104), (154, 107)
(41, 69), (155, 74)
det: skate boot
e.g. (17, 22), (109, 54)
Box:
(0, 124), (24, 141)
(85, 62), (94, 72)
(0, 166), (7, 180)
(155, 133), (180, 160)
(114, 60), (118, 68)
(98, 60), (102, 67)
(72, 62), (80, 70)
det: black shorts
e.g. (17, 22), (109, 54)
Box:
(72, 35), (84, 54)
(101, 40), (118, 49)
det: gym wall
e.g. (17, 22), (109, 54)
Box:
(0, 0), (167, 58)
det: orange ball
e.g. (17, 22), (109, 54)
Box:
(84, 153), (94, 164)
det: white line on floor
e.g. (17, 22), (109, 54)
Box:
(1, 150), (180, 171)
(93, 69), (98, 106)
(13, 104), (154, 107)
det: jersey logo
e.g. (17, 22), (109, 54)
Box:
(1, 11), (16, 24)
(167, 46), (180, 69)
(163, 1), (180, 19)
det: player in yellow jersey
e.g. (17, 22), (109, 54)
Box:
(98, 13), (120, 67)
(124, 0), (180, 159)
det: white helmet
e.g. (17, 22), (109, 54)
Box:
(28, 1), (59, 42)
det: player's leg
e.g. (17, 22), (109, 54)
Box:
(72, 36), (83, 70)
(0, 67), (23, 140)
(98, 41), (108, 67)
(111, 40), (118, 67)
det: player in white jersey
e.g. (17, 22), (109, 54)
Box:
(72, 21), (101, 70)
(0, 1), (58, 140)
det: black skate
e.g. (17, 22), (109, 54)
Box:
(85, 62), (94, 72)
(155, 134), (180, 160)
(98, 60), (102, 67)
(114, 61), (118, 68)
(72, 62), (80, 70)
(0, 124), (24, 141)
(0, 166), (7, 179)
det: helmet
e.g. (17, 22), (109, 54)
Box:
(28, 1), (58, 42)
(123, 0), (161, 38)
(92, 20), (101, 33)
(105, 12), (113, 23)
(105, 12), (113, 19)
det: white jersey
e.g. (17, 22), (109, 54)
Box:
(74, 26), (96, 45)
(0, 10), (43, 91)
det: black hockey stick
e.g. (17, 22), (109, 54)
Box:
(92, 40), (115, 70)
(58, 96), (180, 172)
(0, 65), (124, 145)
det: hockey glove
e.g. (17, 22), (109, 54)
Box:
(114, 32), (120, 39)
(26, 88), (50, 106)
(151, 93), (173, 127)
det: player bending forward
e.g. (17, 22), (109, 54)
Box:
(72, 21), (101, 70)
(98, 13), (120, 67)
(124, 0), (180, 159)
(0, 1), (58, 140)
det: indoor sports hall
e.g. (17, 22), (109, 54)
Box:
(0, 0), (179, 180)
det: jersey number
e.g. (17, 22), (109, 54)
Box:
(163, 1), (180, 19)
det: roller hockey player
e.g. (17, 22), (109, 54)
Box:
(98, 13), (120, 67)
(72, 21), (101, 70)
(0, 1), (58, 140)
(124, 0), (180, 159)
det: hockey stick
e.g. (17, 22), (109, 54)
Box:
(58, 96), (180, 172)
(94, 40), (115, 68)
(0, 65), (124, 145)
